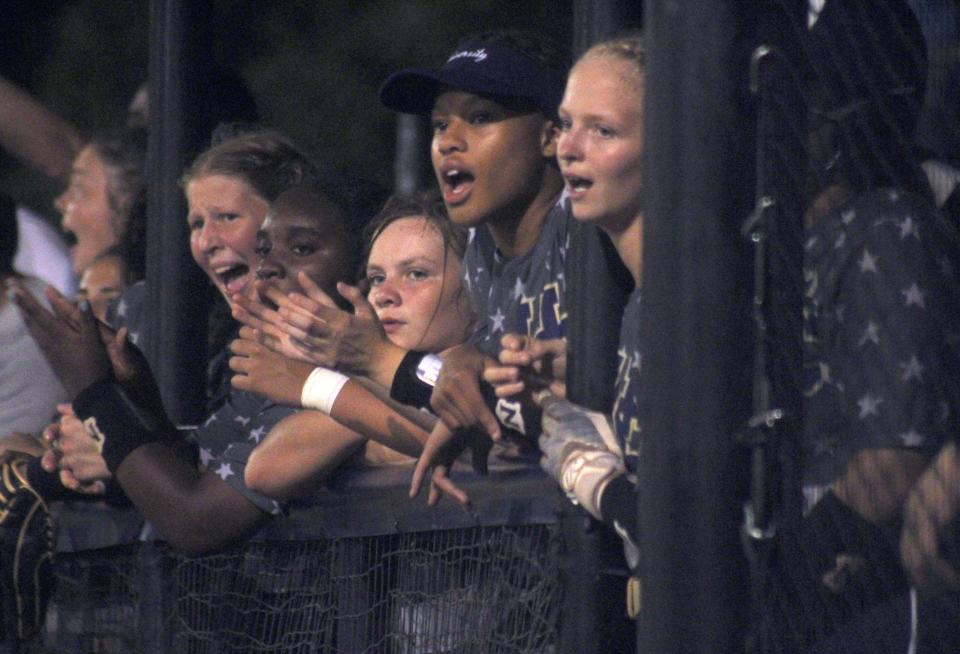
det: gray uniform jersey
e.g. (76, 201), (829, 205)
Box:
(461, 197), (570, 435)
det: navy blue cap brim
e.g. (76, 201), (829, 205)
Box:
(378, 68), (448, 116)
(378, 38), (566, 118)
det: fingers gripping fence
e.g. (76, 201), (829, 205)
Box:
(36, 463), (566, 653)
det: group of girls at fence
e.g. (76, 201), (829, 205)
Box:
(0, 28), (649, 644)
(7, 2), (958, 651)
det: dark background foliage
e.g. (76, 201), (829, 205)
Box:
(0, 0), (571, 223)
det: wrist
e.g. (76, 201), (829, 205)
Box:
(368, 341), (409, 388)
(73, 380), (172, 474)
(559, 449), (625, 520)
(390, 351), (439, 410)
(300, 367), (350, 414)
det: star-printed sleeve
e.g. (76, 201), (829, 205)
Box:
(190, 391), (294, 516)
(832, 198), (960, 455)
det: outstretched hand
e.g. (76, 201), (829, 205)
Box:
(234, 272), (396, 381)
(409, 420), (493, 507)
(10, 281), (112, 396)
(430, 343), (501, 440)
(484, 334), (567, 401)
(229, 326), (315, 406)
(230, 287), (316, 364)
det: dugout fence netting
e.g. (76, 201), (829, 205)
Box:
(33, 465), (566, 654)
(748, 1), (960, 652)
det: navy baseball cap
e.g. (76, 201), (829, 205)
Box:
(804, 0), (926, 107)
(379, 34), (567, 118)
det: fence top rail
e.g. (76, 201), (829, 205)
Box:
(52, 457), (565, 552)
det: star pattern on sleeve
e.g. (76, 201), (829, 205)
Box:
(248, 425), (266, 443)
(512, 278), (525, 300)
(803, 189), (960, 484)
(899, 355), (924, 382)
(898, 215), (919, 239)
(215, 462), (233, 481)
(858, 249), (877, 273)
(902, 283), (926, 309)
(857, 321), (880, 347)
(856, 393), (883, 419)
(490, 308), (506, 333)
(899, 429), (923, 447)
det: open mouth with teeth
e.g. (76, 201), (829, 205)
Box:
(215, 263), (251, 295)
(565, 176), (593, 194)
(441, 169), (475, 204)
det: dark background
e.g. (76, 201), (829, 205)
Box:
(0, 0), (572, 222)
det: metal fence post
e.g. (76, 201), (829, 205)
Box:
(640, 0), (755, 650)
(144, 0), (214, 425)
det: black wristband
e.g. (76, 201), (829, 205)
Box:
(599, 473), (638, 537)
(73, 380), (174, 475)
(390, 350), (435, 410)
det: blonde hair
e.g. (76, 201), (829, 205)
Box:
(581, 32), (645, 84)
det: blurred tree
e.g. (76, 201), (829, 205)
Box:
(0, 0), (569, 222)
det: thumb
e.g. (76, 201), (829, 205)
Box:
(297, 271), (337, 308)
(339, 282), (376, 320)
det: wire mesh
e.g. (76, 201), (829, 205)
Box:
(748, 1), (960, 652)
(34, 523), (561, 654)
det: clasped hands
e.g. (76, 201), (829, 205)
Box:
(9, 281), (159, 494)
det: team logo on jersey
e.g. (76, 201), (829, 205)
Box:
(496, 398), (525, 434)
(615, 347), (642, 460)
(519, 282), (567, 340)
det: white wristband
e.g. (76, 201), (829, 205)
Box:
(300, 367), (350, 414)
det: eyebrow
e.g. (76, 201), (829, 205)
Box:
(373, 256), (439, 269)
(284, 226), (325, 238)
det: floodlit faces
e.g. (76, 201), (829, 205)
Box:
(431, 90), (557, 228)
(366, 216), (474, 353)
(55, 145), (122, 274)
(254, 189), (352, 306)
(77, 254), (125, 321)
(186, 174), (268, 304)
(557, 54), (645, 234)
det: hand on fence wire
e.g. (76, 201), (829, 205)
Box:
(430, 343), (501, 440)
(9, 281), (113, 396)
(410, 421), (492, 507)
(484, 333), (567, 401)
(900, 441), (960, 596)
(229, 326), (314, 406)
(42, 405), (107, 495)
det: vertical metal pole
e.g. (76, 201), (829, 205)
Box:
(393, 113), (430, 195)
(640, 0), (753, 651)
(145, 0), (213, 424)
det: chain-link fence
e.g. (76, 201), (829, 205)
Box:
(744, 1), (960, 652)
(33, 463), (572, 654)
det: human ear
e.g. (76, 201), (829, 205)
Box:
(540, 119), (559, 159)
